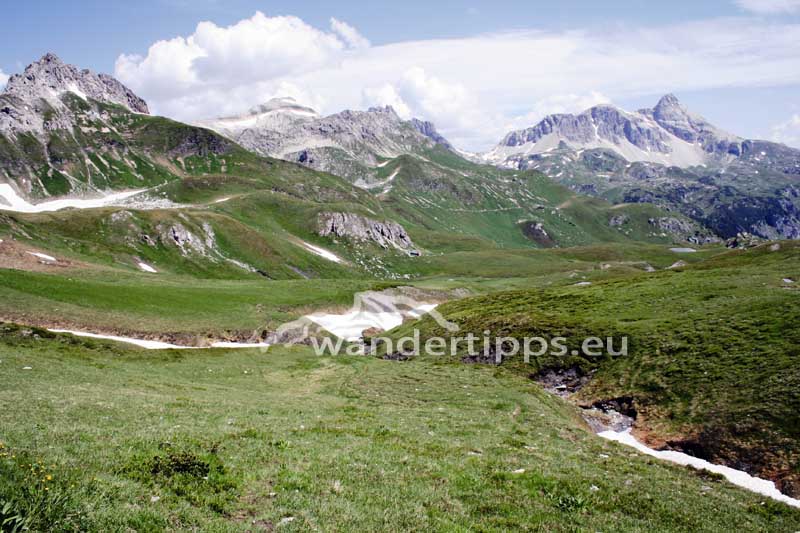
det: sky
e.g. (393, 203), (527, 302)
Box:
(2, 0), (800, 151)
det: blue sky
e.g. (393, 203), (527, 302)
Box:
(3, 0), (800, 150)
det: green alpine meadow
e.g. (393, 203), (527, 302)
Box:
(1, 4), (800, 531)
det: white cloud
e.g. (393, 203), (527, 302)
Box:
(362, 83), (412, 117)
(115, 11), (361, 118)
(365, 67), (476, 125)
(772, 114), (800, 148)
(330, 17), (370, 49)
(735, 0), (800, 13)
(0, 69), (8, 90)
(117, 13), (800, 151)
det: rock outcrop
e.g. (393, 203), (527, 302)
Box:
(648, 217), (720, 244)
(317, 212), (416, 252)
(409, 118), (453, 150)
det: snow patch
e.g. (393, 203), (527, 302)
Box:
(306, 303), (437, 341)
(138, 262), (157, 273)
(27, 251), (56, 262)
(209, 341), (271, 348)
(299, 242), (343, 264)
(599, 429), (800, 509)
(0, 184), (145, 213)
(48, 329), (270, 350)
(65, 84), (87, 101)
(670, 247), (697, 253)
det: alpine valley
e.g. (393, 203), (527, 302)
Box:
(0, 53), (798, 532)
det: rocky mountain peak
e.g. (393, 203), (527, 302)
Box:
(654, 93), (682, 110)
(409, 118), (453, 150)
(651, 94), (693, 126)
(648, 93), (738, 148)
(366, 105), (400, 118)
(3, 53), (148, 114)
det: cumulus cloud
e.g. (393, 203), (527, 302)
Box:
(116, 13), (800, 150)
(330, 17), (370, 49)
(772, 114), (800, 148)
(0, 69), (8, 90)
(364, 68), (476, 127)
(115, 11), (364, 118)
(735, 0), (800, 13)
(362, 83), (412, 117)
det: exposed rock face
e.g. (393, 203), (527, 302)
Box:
(499, 105), (675, 156)
(648, 217), (694, 234)
(533, 365), (594, 397)
(519, 220), (555, 247)
(485, 94), (800, 240)
(158, 222), (217, 257)
(725, 232), (764, 249)
(0, 54), (240, 203)
(609, 214), (630, 227)
(1, 53), (148, 138)
(409, 118), (453, 150)
(196, 97), (317, 140)
(648, 217), (720, 244)
(197, 98), (455, 185)
(485, 95), (742, 167)
(644, 94), (739, 155)
(317, 212), (415, 251)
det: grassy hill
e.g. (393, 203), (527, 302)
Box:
(385, 241), (800, 497)
(1, 326), (798, 531)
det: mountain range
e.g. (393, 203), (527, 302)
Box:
(196, 97), (453, 187)
(482, 95), (800, 239)
(3, 53), (799, 243)
(1, 54), (711, 268)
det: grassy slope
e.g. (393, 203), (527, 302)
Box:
(380, 147), (706, 252)
(0, 326), (798, 531)
(0, 268), (385, 339)
(386, 241), (800, 495)
(0, 243), (719, 339)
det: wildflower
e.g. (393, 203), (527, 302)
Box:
(44, 487), (49, 491)
(46, 475), (52, 481)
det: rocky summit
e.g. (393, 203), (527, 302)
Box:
(1, 53), (148, 138)
(482, 95), (800, 239)
(483, 95), (745, 168)
(197, 98), (455, 185)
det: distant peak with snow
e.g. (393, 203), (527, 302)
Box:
(483, 94), (744, 168)
(196, 97), (319, 137)
(197, 99), (457, 185)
